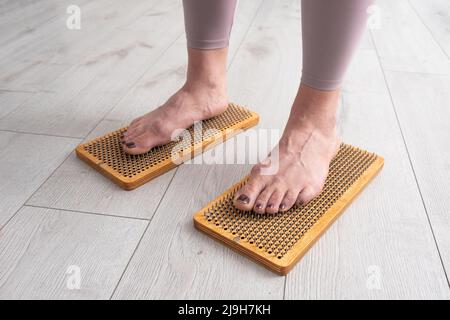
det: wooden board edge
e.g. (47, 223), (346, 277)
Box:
(193, 218), (287, 275)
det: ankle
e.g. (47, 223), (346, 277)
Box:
(185, 47), (228, 93)
(286, 84), (339, 133)
(184, 76), (227, 94)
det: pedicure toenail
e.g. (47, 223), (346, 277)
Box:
(237, 195), (249, 204)
(280, 203), (286, 210)
(125, 142), (136, 148)
(255, 203), (262, 209)
(267, 203), (274, 208)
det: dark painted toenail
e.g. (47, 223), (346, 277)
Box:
(237, 194), (249, 204)
(125, 142), (136, 148)
(267, 203), (274, 209)
(280, 203), (286, 210)
(255, 203), (263, 209)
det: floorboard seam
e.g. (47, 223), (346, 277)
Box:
(407, 0), (450, 60)
(84, 32), (184, 140)
(228, 0), (266, 67)
(109, 167), (179, 299)
(370, 31), (450, 290)
(23, 204), (151, 222)
(0, 88), (38, 94)
(235, 0), (295, 299)
(0, 149), (76, 232)
(0, 129), (82, 140)
(380, 69), (450, 77)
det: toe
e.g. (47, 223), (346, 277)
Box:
(253, 188), (272, 214)
(233, 178), (266, 211)
(297, 185), (322, 205)
(265, 188), (285, 214)
(279, 190), (299, 212)
(123, 118), (146, 141)
(121, 140), (150, 155)
(122, 133), (159, 155)
(123, 126), (143, 143)
(122, 144), (151, 155)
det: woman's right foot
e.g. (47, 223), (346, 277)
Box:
(122, 47), (228, 155)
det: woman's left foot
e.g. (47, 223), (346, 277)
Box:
(233, 84), (341, 214)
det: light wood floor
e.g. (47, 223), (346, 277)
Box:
(0, 0), (449, 299)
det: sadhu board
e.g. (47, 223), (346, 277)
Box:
(76, 103), (259, 190)
(193, 143), (384, 275)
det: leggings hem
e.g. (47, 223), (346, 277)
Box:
(300, 72), (343, 91)
(187, 38), (230, 50)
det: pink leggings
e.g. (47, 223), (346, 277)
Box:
(183, 0), (373, 91)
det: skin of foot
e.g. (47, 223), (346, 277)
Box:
(233, 84), (341, 214)
(122, 47), (229, 155)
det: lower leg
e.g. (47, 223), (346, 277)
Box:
(122, 0), (237, 154)
(234, 0), (372, 213)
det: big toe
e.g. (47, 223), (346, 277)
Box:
(122, 144), (151, 155)
(122, 125), (143, 143)
(121, 133), (161, 155)
(233, 178), (265, 211)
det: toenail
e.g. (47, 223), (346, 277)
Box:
(280, 203), (286, 210)
(267, 203), (274, 209)
(125, 142), (136, 148)
(255, 203), (263, 209)
(237, 194), (249, 204)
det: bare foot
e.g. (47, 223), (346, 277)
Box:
(233, 84), (341, 214)
(122, 47), (228, 155)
